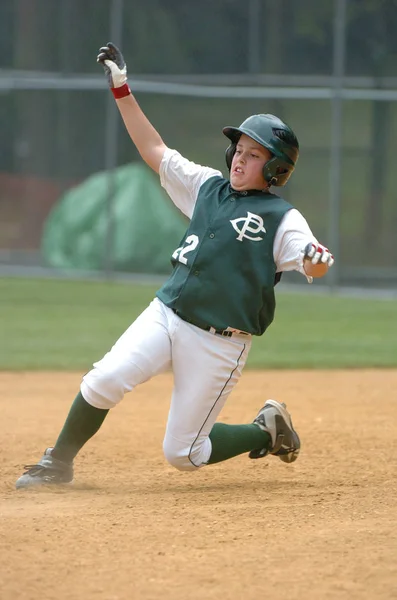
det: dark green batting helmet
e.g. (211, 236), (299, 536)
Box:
(223, 114), (299, 187)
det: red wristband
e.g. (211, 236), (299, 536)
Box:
(111, 83), (131, 99)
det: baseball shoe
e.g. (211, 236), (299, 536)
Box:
(249, 399), (300, 463)
(15, 448), (74, 489)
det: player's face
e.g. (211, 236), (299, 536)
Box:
(230, 134), (272, 191)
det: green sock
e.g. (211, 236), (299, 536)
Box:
(208, 422), (271, 464)
(51, 392), (109, 463)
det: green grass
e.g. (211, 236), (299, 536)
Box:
(1, 277), (397, 370)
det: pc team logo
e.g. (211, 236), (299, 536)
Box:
(230, 212), (267, 242)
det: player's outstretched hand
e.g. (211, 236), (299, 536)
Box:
(97, 42), (127, 88)
(303, 242), (334, 267)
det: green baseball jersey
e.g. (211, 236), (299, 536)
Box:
(157, 175), (293, 336)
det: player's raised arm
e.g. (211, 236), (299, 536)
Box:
(97, 42), (167, 173)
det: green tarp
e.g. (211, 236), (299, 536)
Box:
(41, 163), (187, 274)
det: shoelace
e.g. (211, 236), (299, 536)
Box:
(23, 464), (48, 474)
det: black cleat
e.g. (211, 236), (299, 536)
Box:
(16, 448), (74, 489)
(249, 399), (300, 463)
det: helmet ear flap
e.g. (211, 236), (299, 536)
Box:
(263, 156), (294, 187)
(225, 143), (236, 171)
(265, 172), (278, 186)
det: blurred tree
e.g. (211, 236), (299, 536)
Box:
(0, 1), (14, 69)
(289, 0), (334, 74)
(348, 0), (396, 257)
(123, 0), (190, 74)
(13, 0), (59, 246)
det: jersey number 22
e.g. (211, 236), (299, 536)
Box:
(172, 234), (199, 265)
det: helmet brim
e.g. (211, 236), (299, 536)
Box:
(223, 125), (274, 155)
(222, 126), (243, 142)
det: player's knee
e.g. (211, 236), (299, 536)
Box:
(81, 370), (126, 409)
(163, 448), (197, 471)
(81, 354), (151, 409)
(163, 437), (209, 472)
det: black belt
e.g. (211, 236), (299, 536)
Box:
(171, 308), (248, 337)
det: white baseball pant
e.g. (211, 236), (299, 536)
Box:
(81, 298), (251, 470)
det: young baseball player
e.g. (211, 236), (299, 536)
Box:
(16, 43), (334, 488)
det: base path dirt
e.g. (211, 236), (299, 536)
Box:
(1, 370), (397, 600)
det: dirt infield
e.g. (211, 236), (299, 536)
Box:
(1, 370), (397, 600)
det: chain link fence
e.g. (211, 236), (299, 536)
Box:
(1, 0), (396, 287)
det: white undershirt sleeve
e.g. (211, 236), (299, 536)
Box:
(273, 208), (319, 282)
(159, 148), (223, 219)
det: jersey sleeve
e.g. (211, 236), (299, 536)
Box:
(159, 148), (223, 219)
(273, 208), (319, 283)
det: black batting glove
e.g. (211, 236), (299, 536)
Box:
(97, 42), (127, 88)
